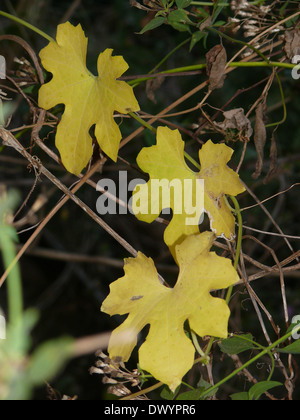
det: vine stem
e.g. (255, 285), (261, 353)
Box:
(211, 27), (288, 129)
(191, 331), (206, 358)
(204, 195), (243, 356)
(128, 112), (157, 134)
(129, 61), (297, 87)
(201, 325), (300, 400)
(0, 10), (55, 43)
(121, 381), (164, 401)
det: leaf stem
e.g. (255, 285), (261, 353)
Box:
(191, 331), (206, 358)
(184, 151), (201, 171)
(211, 27), (288, 129)
(0, 10), (55, 43)
(120, 381), (164, 401)
(266, 73), (287, 128)
(129, 61), (296, 87)
(128, 112), (157, 134)
(150, 37), (191, 75)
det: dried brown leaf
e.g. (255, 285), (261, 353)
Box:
(206, 45), (227, 91)
(89, 366), (104, 375)
(200, 16), (212, 31)
(264, 132), (278, 184)
(252, 102), (267, 180)
(146, 75), (165, 104)
(107, 384), (131, 397)
(102, 376), (119, 385)
(284, 29), (300, 59)
(215, 108), (253, 138)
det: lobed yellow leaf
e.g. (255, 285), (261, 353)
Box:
(101, 232), (239, 392)
(38, 22), (140, 175)
(132, 126), (245, 251)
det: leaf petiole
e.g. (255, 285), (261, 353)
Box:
(0, 10), (55, 43)
(128, 112), (157, 134)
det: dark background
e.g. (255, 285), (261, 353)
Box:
(0, 0), (300, 400)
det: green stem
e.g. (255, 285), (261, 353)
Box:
(267, 350), (276, 382)
(0, 10), (55, 43)
(150, 37), (191, 75)
(184, 151), (201, 171)
(0, 231), (23, 326)
(211, 27), (269, 63)
(121, 381), (164, 401)
(211, 27), (288, 129)
(0, 191), (23, 327)
(191, 330), (206, 358)
(265, 73), (287, 128)
(232, 333), (275, 381)
(201, 325), (300, 400)
(229, 62), (295, 70)
(129, 61), (296, 87)
(128, 112), (157, 134)
(131, 38), (192, 88)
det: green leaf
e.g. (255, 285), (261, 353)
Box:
(197, 378), (218, 399)
(139, 16), (167, 34)
(213, 20), (226, 27)
(176, 0), (193, 8)
(194, 7), (209, 19)
(212, 0), (228, 24)
(285, 16), (298, 28)
(168, 10), (192, 32)
(248, 381), (282, 401)
(27, 337), (73, 385)
(219, 334), (256, 355)
(160, 385), (180, 400)
(277, 339), (300, 354)
(230, 392), (250, 401)
(177, 378), (217, 400)
(190, 31), (206, 51)
(176, 388), (205, 400)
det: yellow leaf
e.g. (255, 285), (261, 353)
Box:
(38, 22), (140, 175)
(101, 232), (239, 391)
(132, 126), (245, 251)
